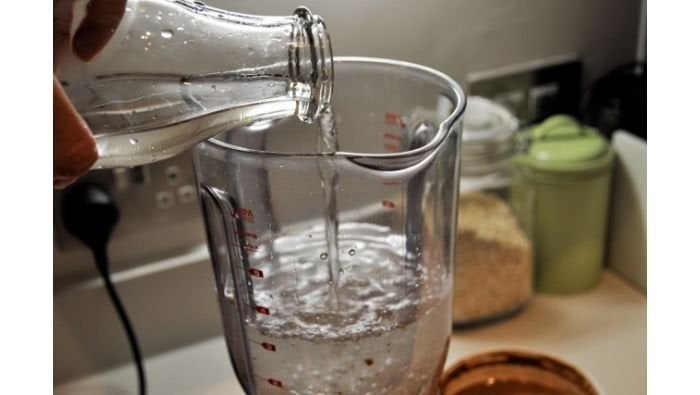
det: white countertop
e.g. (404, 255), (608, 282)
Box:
(55, 270), (646, 395)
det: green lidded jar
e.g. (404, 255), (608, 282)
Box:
(512, 115), (614, 294)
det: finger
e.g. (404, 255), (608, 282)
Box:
(54, 77), (98, 189)
(54, 0), (76, 71)
(72, 0), (127, 62)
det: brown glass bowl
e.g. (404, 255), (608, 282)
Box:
(440, 350), (601, 395)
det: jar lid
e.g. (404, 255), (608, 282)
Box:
(440, 350), (601, 395)
(461, 96), (518, 171)
(515, 115), (614, 177)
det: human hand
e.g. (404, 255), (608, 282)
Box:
(53, 0), (126, 189)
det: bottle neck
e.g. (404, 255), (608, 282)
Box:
(164, 1), (333, 122)
(289, 7), (333, 123)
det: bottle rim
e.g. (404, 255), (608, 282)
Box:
(292, 7), (334, 123)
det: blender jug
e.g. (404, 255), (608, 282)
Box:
(194, 57), (465, 394)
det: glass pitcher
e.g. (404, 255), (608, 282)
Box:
(194, 57), (465, 394)
(55, 0), (332, 169)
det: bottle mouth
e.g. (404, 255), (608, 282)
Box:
(292, 7), (334, 123)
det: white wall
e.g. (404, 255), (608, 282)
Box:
(210, 0), (643, 87)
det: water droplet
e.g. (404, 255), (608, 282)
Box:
(183, 40), (188, 45)
(182, 80), (191, 85)
(160, 29), (173, 38)
(193, 0), (206, 11)
(320, 252), (328, 260)
(125, 7), (132, 12)
(129, 138), (138, 145)
(176, 26), (184, 32)
(348, 249), (356, 256)
(156, 15), (162, 20)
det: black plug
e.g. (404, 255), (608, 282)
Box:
(61, 183), (146, 395)
(61, 183), (120, 268)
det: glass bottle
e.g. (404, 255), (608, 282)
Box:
(55, 0), (333, 169)
(453, 96), (533, 328)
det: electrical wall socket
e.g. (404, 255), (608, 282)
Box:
(466, 54), (582, 126)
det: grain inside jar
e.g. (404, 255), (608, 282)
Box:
(453, 191), (533, 327)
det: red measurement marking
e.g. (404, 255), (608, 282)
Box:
(232, 208), (255, 223)
(243, 244), (258, 252)
(384, 143), (399, 152)
(255, 306), (270, 315)
(384, 112), (406, 127)
(248, 268), (264, 278)
(382, 200), (396, 209)
(267, 378), (283, 388)
(261, 342), (276, 352)
(238, 231), (258, 239)
(383, 132), (402, 141)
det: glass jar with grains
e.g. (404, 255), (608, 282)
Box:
(453, 96), (533, 328)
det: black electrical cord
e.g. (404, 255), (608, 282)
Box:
(61, 183), (146, 395)
(92, 247), (146, 395)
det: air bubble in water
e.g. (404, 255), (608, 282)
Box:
(176, 26), (184, 32)
(129, 138), (138, 145)
(348, 249), (356, 256)
(320, 252), (328, 260)
(193, 0), (205, 11)
(160, 29), (173, 38)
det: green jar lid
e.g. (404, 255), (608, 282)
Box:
(515, 115), (613, 179)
